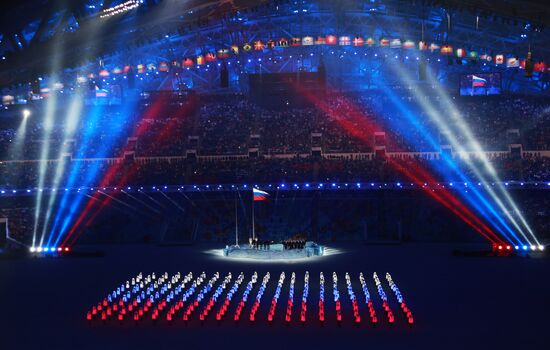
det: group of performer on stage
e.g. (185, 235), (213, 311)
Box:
(282, 239), (306, 250)
(248, 238), (307, 250)
(249, 238), (272, 250)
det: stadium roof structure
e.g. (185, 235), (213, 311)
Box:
(0, 0), (548, 89)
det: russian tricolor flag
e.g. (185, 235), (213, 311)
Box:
(253, 188), (270, 201)
(95, 87), (109, 98)
(472, 75), (487, 87)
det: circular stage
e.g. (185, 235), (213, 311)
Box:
(222, 241), (325, 260)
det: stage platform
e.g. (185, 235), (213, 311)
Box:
(222, 241), (325, 260)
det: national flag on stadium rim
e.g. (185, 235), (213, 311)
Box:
(456, 48), (466, 58)
(243, 43), (252, 51)
(402, 40), (415, 49)
(326, 35), (337, 45)
(418, 41), (428, 50)
(472, 75), (487, 87)
(205, 52), (217, 62)
(366, 37), (375, 46)
(481, 54), (492, 62)
(253, 40), (264, 50)
(315, 36), (326, 45)
(253, 188), (270, 201)
(390, 38), (402, 48)
(353, 36), (365, 46)
(217, 49), (230, 59)
(339, 36), (351, 45)
(379, 38), (390, 46)
(440, 45), (453, 55)
(494, 54), (504, 64)
(534, 61), (547, 72)
(230, 45), (240, 54)
(158, 61), (169, 72)
(277, 38), (289, 47)
(291, 37), (302, 46)
(266, 39), (275, 49)
(506, 57), (519, 68)
(429, 43), (440, 52)
(302, 36), (314, 45)
(182, 58), (194, 67)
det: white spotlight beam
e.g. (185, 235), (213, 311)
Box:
(38, 97), (83, 246)
(159, 191), (186, 214)
(424, 68), (540, 245)
(31, 83), (58, 248)
(387, 62), (532, 245)
(37, 10), (108, 247)
(9, 112), (30, 160)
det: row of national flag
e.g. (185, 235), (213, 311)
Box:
(83, 35), (547, 78)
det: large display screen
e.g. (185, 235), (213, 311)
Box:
(460, 73), (501, 96)
(85, 84), (122, 105)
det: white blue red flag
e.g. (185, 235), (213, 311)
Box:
(95, 87), (109, 97)
(472, 75), (487, 87)
(253, 188), (270, 201)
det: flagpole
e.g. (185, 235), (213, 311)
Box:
(252, 193), (255, 241)
(235, 193), (238, 247)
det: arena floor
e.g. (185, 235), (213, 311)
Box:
(1, 243), (548, 350)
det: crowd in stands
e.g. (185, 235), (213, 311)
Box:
(0, 92), (548, 190)
(0, 207), (33, 243)
(0, 153), (548, 190)
(1, 92), (548, 160)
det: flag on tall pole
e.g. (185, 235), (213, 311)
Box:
(251, 188), (270, 242)
(235, 193), (239, 247)
(253, 188), (270, 201)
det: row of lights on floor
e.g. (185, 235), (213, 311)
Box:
(3, 182), (550, 194)
(29, 247), (70, 253)
(497, 244), (544, 251)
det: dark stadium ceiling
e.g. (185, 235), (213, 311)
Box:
(0, 0), (548, 88)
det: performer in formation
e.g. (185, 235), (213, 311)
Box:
(283, 240), (306, 250)
(250, 237), (271, 250)
(247, 238), (306, 250)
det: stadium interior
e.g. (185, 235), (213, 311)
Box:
(0, 1), (549, 349)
